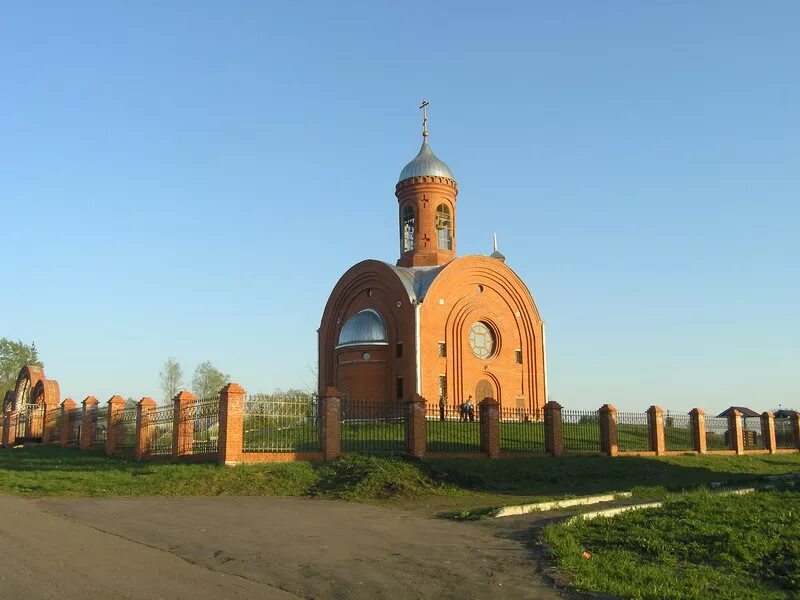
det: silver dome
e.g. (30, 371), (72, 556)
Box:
(398, 140), (454, 182)
(337, 309), (388, 347)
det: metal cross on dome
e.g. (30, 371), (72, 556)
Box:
(420, 99), (429, 138)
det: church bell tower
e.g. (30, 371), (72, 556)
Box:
(396, 100), (458, 268)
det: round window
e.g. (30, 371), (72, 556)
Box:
(361, 352), (372, 360)
(468, 322), (495, 359)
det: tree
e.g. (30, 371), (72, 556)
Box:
(159, 358), (183, 404)
(0, 338), (43, 398)
(191, 361), (230, 400)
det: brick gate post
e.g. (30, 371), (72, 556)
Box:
(60, 399), (77, 447)
(217, 384), (245, 466)
(761, 412), (777, 454)
(80, 396), (98, 450)
(136, 397), (157, 461)
(689, 408), (707, 454)
(105, 396), (125, 455)
(405, 394), (427, 459)
(647, 405), (665, 455)
(599, 404), (618, 457)
(544, 401), (564, 456)
(479, 398), (500, 459)
(42, 399), (60, 444)
(791, 412), (800, 450)
(320, 387), (342, 461)
(2, 408), (13, 447)
(728, 410), (744, 454)
(172, 391), (196, 458)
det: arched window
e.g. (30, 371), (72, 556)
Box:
(401, 205), (415, 252)
(435, 204), (452, 250)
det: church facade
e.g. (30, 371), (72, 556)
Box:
(318, 108), (546, 415)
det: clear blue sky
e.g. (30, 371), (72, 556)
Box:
(2, 1), (798, 413)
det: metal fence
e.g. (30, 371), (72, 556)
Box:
(91, 406), (108, 448)
(616, 412), (650, 452)
(243, 394), (319, 453)
(499, 407), (545, 453)
(775, 418), (795, 450)
(742, 417), (761, 449)
(705, 416), (730, 450)
(665, 412), (693, 451)
(68, 408), (83, 445)
(562, 410), (601, 453)
(148, 405), (175, 456)
(187, 399), (219, 454)
(341, 399), (405, 455)
(425, 404), (481, 453)
(116, 406), (137, 450)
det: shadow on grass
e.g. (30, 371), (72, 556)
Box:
(421, 453), (800, 499)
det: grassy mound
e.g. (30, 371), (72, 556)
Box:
(543, 489), (800, 600)
(311, 454), (458, 501)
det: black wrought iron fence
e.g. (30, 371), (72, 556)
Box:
(665, 412), (692, 451)
(705, 416), (730, 450)
(341, 399), (405, 455)
(742, 417), (761, 449)
(187, 399), (219, 454)
(617, 412), (650, 452)
(243, 394), (319, 452)
(148, 405), (174, 456)
(562, 410), (601, 453)
(68, 408), (83, 445)
(425, 404), (481, 453)
(92, 406), (108, 448)
(499, 407), (544, 453)
(116, 406), (137, 450)
(774, 418), (795, 449)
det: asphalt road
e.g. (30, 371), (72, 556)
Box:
(1, 495), (571, 599)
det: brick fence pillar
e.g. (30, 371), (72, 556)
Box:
(728, 410), (744, 454)
(689, 408), (707, 454)
(599, 404), (618, 457)
(135, 397), (157, 461)
(791, 412), (800, 450)
(761, 412), (777, 454)
(647, 405), (666, 455)
(105, 395), (125, 455)
(60, 399), (77, 447)
(320, 387), (342, 461)
(405, 394), (427, 459)
(172, 391), (196, 458)
(479, 398), (500, 459)
(42, 399), (59, 444)
(80, 396), (98, 450)
(544, 401), (564, 456)
(2, 408), (14, 447)
(217, 384), (245, 466)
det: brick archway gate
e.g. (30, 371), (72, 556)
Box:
(10, 365), (48, 444)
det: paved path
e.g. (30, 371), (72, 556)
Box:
(20, 495), (575, 600)
(0, 495), (290, 599)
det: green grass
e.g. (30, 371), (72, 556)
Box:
(1, 446), (799, 514)
(543, 489), (800, 600)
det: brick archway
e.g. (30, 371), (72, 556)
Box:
(13, 365), (45, 412)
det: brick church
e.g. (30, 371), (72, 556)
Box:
(318, 104), (546, 415)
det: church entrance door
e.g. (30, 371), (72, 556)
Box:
(475, 379), (494, 403)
